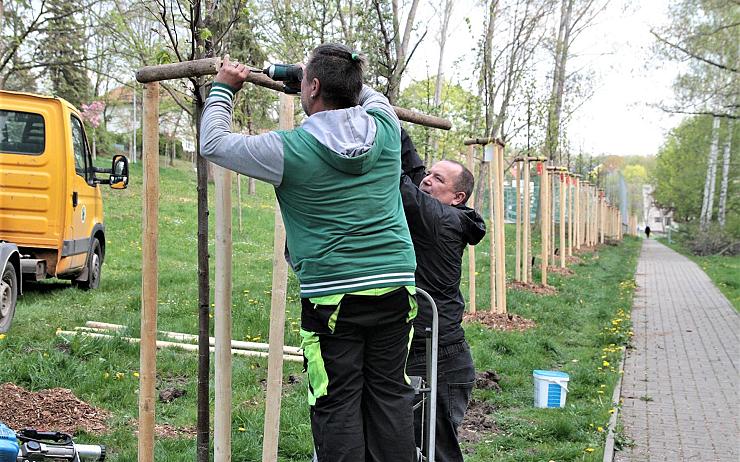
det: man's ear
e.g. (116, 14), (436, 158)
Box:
(451, 191), (467, 206)
(311, 78), (320, 98)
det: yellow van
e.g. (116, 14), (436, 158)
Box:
(0, 90), (129, 331)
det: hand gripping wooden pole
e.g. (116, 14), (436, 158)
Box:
(466, 145), (477, 314)
(139, 82), (159, 462)
(135, 58), (452, 130)
(262, 94), (293, 462)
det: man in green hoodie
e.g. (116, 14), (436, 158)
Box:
(200, 44), (418, 462)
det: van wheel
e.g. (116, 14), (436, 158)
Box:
(0, 262), (18, 333)
(75, 238), (102, 290)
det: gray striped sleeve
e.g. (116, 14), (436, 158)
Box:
(358, 85), (400, 128)
(200, 95), (284, 187)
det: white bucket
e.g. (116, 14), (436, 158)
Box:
(533, 370), (570, 408)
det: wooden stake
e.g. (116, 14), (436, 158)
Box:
(514, 159), (521, 282)
(496, 144), (506, 313)
(139, 81), (159, 462)
(262, 93), (293, 462)
(214, 162), (233, 462)
(575, 177), (581, 250)
(559, 171), (566, 268)
(466, 145), (477, 314)
(568, 175), (574, 257)
(522, 157), (530, 284)
(237, 174), (243, 233)
(540, 163), (549, 286)
(487, 156), (496, 313)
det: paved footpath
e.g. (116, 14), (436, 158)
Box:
(615, 239), (739, 462)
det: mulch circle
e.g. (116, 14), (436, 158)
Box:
(463, 311), (536, 332)
(547, 265), (574, 275)
(509, 280), (558, 295)
(565, 255), (583, 265)
(0, 382), (110, 434)
(459, 399), (499, 445)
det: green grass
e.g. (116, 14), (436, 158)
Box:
(657, 237), (739, 311)
(0, 157), (641, 461)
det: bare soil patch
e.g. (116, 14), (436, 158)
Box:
(565, 255), (583, 265)
(509, 280), (558, 295)
(463, 311), (536, 332)
(0, 383), (110, 434)
(459, 399), (498, 444)
(475, 370), (502, 392)
(547, 266), (574, 275)
(129, 419), (197, 439)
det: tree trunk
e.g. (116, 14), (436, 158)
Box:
(544, 0), (574, 162)
(430, 0), (454, 156)
(700, 116), (721, 231)
(718, 119), (733, 228)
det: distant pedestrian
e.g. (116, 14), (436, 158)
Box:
(645, 225), (651, 239)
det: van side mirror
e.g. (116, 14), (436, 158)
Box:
(110, 155), (129, 189)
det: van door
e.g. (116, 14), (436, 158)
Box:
(63, 115), (98, 271)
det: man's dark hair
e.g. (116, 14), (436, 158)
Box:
(446, 160), (474, 205)
(306, 44), (367, 108)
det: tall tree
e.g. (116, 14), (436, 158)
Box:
(652, 0), (739, 120)
(38, 0), (92, 106)
(543, 0), (608, 162)
(718, 119), (734, 227)
(700, 116), (721, 230)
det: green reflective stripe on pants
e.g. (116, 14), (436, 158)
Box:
(300, 329), (329, 406)
(327, 304), (341, 333)
(404, 325), (414, 385)
(407, 292), (418, 323)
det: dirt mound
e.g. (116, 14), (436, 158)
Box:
(0, 382), (110, 434)
(509, 280), (557, 295)
(463, 311), (536, 332)
(459, 399), (498, 444)
(475, 370), (502, 392)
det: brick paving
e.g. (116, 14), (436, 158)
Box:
(614, 239), (739, 462)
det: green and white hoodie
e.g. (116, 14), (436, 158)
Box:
(201, 83), (416, 297)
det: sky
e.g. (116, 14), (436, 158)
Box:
(404, 0), (683, 157)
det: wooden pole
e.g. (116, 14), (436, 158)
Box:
(549, 168), (557, 263)
(521, 157), (530, 284)
(466, 145), (477, 314)
(139, 81), (159, 462)
(214, 162), (233, 462)
(237, 174), (243, 233)
(262, 93), (293, 462)
(540, 163), (549, 286)
(568, 174), (574, 257)
(575, 177), (581, 251)
(559, 171), (566, 268)
(495, 144), (506, 313)
(487, 151), (496, 313)
(135, 58), (452, 130)
(514, 159), (521, 282)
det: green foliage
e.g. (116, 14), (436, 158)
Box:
(653, 0), (739, 116)
(38, 0), (92, 107)
(653, 115), (738, 226)
(398, 78), (483, 164)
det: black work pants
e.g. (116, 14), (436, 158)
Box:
(407, 341), (475, 462)
(301, 288), (417, 462)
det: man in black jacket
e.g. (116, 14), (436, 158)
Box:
(400, 130), (486, 462)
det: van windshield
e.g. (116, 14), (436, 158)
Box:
(0, 110), (45, 155)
